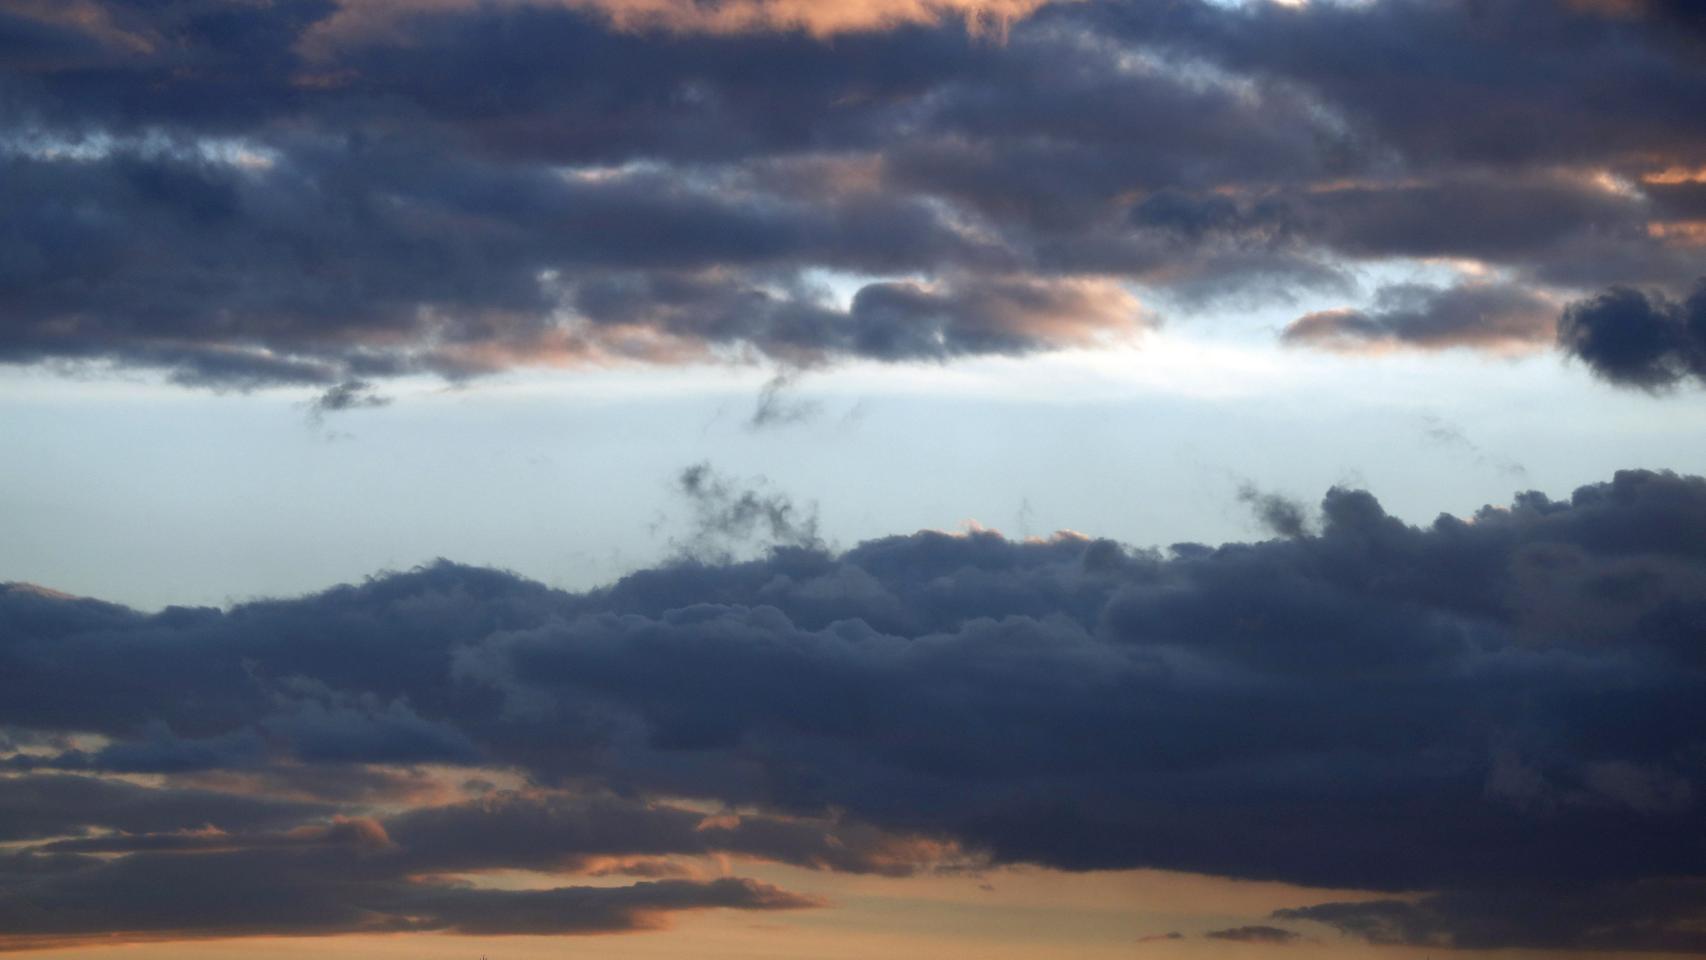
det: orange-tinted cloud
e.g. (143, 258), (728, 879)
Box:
(1282, 281), (1557, 354)
(306, 0), (1053, 48)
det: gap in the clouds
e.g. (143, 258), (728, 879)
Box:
(4, 340), (1706, 612)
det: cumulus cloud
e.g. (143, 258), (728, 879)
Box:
(7, 467), (1706, 948)
(2, 0), (1704, 385)
(1558, 280), (1706, 388)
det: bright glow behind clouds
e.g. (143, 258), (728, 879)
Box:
(5, 329), (1704, 612)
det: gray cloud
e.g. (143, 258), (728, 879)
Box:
(0, 845), (816, 948)
(1283, 281), (1556, 353)
(8, 467), (1706, 948)
(1236, 483), (1311, 539)
(672, 461), (823, 560)
(306, 379), (389, 424)
(748, 370), (822, 430)
(1, 0), (1703, 385)
(1275, 880), (1706, 953)
(1204, 925), (1302, 945)
(1558, 280), (1706, 389)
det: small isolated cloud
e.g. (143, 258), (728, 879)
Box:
(1205, 925), (1302, 944)
(1418, 415), (1527, 479)
(306, 379), (390, 426)
(748, 370), (822, 430)
(672, 462), (822, 559)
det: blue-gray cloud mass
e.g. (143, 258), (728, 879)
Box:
(2, 0), (1704, 386)
(6, 468), (1706, 949)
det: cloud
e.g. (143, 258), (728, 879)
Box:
(0, 846), (818, 948)
(1418, 415), (1528, 480)
(1204, 925), (1302, 945)
(672, 461), (823, 559)
(1282, 281), (1557, 353)
(1235, 483), (1311, 539)
(8, 467), (1706, 948)
(748, 370), (822, 430)
(1557, 280), (1706, 388)
(307, 0), (1054, 42)
(306, 379), (390, 424)
(1274, 881), (1706, 953)
(0, 774), (330, 843)
(3, 0), (1706, 385)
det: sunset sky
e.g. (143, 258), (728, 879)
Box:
(4, 0), (1706, 956)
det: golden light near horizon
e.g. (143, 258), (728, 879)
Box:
(4, 0), (1706, 955)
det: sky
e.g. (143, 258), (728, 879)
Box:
(3, 0), (1706, 956)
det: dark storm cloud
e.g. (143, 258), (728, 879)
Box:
(1558, 280), (1706, 388)
(1282, 281), (1557, 352)
(9, 467), (1706, 948)
(2, 0), (1704, 384)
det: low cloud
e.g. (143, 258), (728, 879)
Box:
(1204, 925), (1302, 944)
(672, 461), (823, 559)
(306, 379), (390, 425)
(748, 370), (823, 430)
(1283, 281), (1556, 353)
(1558, 280), (1706, 389)
(3, 0), (1705, 387)
(7, 467), (1706, 949)
(1275, 881), (1706, 953)
(1235, 483), (1311, 539)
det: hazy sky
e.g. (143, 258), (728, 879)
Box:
(4, 0), (1706, 956)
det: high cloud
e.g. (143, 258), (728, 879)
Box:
(6, 467), (1706, 949)
(2, 0), (1705, 386)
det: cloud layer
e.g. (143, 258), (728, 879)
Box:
(3, 0), (1705, 385)
(6, 467), (1706, 948)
